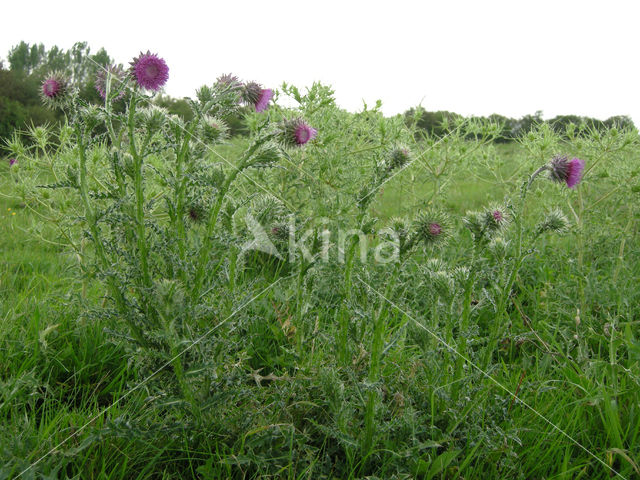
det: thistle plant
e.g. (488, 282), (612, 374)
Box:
(466, 152), (586, 368)
(8, 54), (320, 411)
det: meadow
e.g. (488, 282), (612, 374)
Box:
(1, 71), (640, 480)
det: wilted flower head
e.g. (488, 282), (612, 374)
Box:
(242, 81), (272, 112)
(40, 72), (69, 108)
(548, 155), (585, 189)
(95, 64), (127, 101)
(279, 118), (318, 147)
(186, 203), (206, 224)
(216, 73), (242, 91)
(130, 51), (169, 91)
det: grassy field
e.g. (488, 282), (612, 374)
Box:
(1, 98), (640, 480)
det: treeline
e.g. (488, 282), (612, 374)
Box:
(0, 41), (244, 153)
(403, 106), (637, 141)
(3, 41), (636, 153)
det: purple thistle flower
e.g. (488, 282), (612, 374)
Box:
(9, 158), (17, 167)
(39, 72), (69, 108)
(549, 155), (585, 189)
(95, 64), (126, 101)
(255, 89), (273, 113)
(280, 118), (318, 147)
(566, 158), (585, 188)
(242, 81), (273, 112)
(429, 223), (442, 236)
(42, 78), (61, 98)
(130, 51), (169, 91)
(483, 206), (509, 233)
(294, 122), (317, 145)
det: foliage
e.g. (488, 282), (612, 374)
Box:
(1, 52), (640, 480)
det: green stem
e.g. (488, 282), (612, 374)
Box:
(76, 124), (148, 346)
(191, 136), (271, 301)
(128, 96), (152, 291)
(174, 121), (199, 281)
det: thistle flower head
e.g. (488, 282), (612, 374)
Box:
(388, 217), (411, 240)
(484, 205), (510, 232)
(412, 210), (450, 247)
(130, 51), (169, 91)
(186, 203), (206, 224)
(429, 269), (454, 297)
(137, 105), (169, 131)
(40, 72), (69, 108)
(9, 158), (17, 167)
(279, 118), (318, 148)
(464, 205), (509, 243)
(255, 88), (273, 112)
(385, 147), (411, 172)
(200, 115), (229, 143)
(548, 155), (585, 188)
(242, 81), (273, 112)
(536, 209), (569, 235)
(95, 64), (127, 101)
(216, 73), (242, 92)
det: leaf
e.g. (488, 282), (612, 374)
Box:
(426, 449), (460, 480)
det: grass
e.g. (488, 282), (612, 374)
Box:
(1, 129), (640, 480)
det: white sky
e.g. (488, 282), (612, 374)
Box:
(2, 0), (640, 125)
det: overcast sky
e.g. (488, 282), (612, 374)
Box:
(2, 0), (639, 125)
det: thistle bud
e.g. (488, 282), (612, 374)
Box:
(186, 202), (207, 224)
(412, 210), (450, 247)
(462, 211), (485, 240)
(385, 147), (411, 172)
(536, 209), (569, 234)
(483, 206), (509, 233)
(488, 237), (510, 259)
(78, 105), (105, 132)
(137, 105), (169, 131)
(387, 217), (412, 254)
(452, 266), (470, 283)
(430, 270), (454, 297)
(200, 116), (229, 143)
